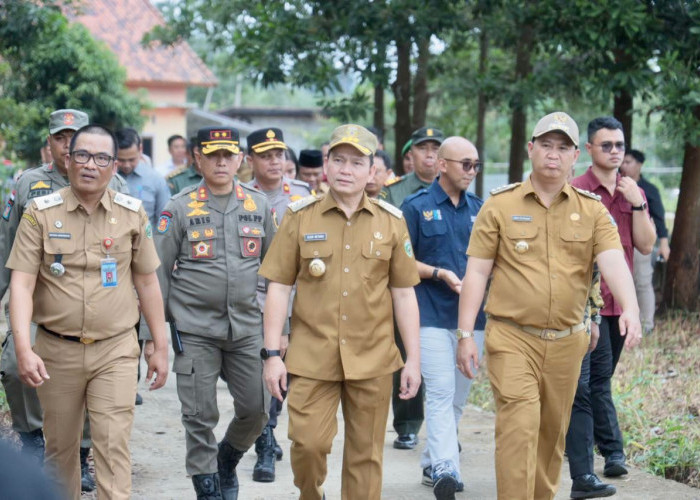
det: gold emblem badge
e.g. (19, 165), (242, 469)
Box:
(266, 129), (276, 139)
(243, 195), (257, 212)
(191, 230), (200, 239)
(570, 213), (580, 221)
(309, 258), (326, 277)
(515, 241), (529, 254)
(374, 232), (383, 240)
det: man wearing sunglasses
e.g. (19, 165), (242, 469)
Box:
(400, 137), (485, 498)
(566, 116), (655, 498)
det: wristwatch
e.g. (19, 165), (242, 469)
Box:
(631, 201), (647, 211)
(432, 267), (441, 281)
(260, 348), (281, 360)
(456, 329), (474, 340)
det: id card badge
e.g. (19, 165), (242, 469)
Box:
(100, 257), (118, 288)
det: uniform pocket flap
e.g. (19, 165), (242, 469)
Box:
(361, 243), (391, 260)
(300, 244), (333, 259)
(505, 223), (538, 240)
(420, 221), (447, 237)
(172, 355), (194, 374)
(44, 237), (77, 255)
(560, 226), (593, 242)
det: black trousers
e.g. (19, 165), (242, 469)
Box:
(566, 315), (625, 478)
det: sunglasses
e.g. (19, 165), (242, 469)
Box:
(592, 141), (625, 154)
(442, 158), (483, 173)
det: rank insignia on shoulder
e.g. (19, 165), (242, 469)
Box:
(114, 193), (142, 212)
(35, 192), (63, 210)
(373, 198), (403, 219)
(289, 195), (320, 213)
(490, 182), (520, 195)
(573, 187), (601, 201)
(384, 175), (402, 187)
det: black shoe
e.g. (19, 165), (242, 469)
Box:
(433, 471), (458, 500)
(217, 440), (244, 500)
(253, 426), (276, 483)
(80, 447), (96, 492)
(603, 454), (628, 477)
(271, 429), (283, 461)
(18, 429), (44, 463)
(393, 433), (418, 450)
(135, 392), (143, 405)
(192, 473), (223, 500)
(570, 474), (616, 499)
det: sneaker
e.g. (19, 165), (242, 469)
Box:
(603, 453), (628, 477)
(570, 473), (616, 498)
(432, 462), (458, 500)
(393, 433), (418, 450)
(422, 466), (433, 487)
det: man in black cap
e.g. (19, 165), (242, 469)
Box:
(379, 126), (445, 450)
(156, 126), (274, 500)
(297, 149), (327, 193)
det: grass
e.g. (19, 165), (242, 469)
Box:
(468, 310), (700, 488)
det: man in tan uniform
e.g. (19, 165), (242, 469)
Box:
(156, 126), (273, 500)
(259, 124), (422, 500)
(7, 124), (169, 500)
(456, 112), (642, 500)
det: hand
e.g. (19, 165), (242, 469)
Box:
(456, 337), (480, 378)
(588, 322), (600, 353)
(264, 356), (287, 402)
(658, 238), (670, 262)
(616, 176), (644, 207)
(398, 358), (421, 399)
(145, 347), (168, 390)
(16, 349), (50, 388)
(439, 269), (462, 294)
(143, 340), (155, 362)
(618, 310), (642, 350)
(280, 335), (289, 358)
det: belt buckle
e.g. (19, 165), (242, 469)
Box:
(541, 329), (557, 341)
(80, 337), (95, 345)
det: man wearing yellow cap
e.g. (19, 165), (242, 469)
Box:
(259, 124), (421, 499)
(155, 126), (274, 500)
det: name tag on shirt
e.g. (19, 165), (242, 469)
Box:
(511, 215), (532, 222)
(304, 233), (327, 241)
(101, 258), (118, 287)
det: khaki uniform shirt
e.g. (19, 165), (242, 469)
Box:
(155, 181), (275, 340)
(467, 178), (622, 330)
(259, 192), (420, 381)
(6, 188), (158, 341)
(378, 172), (431, 208)
(0, 163), (128, 297)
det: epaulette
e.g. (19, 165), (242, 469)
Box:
(372, 198), (403, 219)
(490, 182), (520, 195)
(573, 187), (602, 201)
(289, 195), (320, 213)
(166, 165), (188, 179)
(34, 192), (63, 210)
(172, 184), (198, 200)
(241, 183), (264, 195)
(114, 193), (143, 212)
(384, 175), (402, 187)
(291, 179), (313, 193)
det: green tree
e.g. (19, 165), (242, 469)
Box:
(0, 1), (145, 164)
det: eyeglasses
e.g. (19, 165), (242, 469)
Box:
(592, 141), (625, 153)
(71, 150), (114, 168)
(442, 158), (483, 173)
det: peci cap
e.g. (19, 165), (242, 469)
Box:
(49, 109), (89, 134)
(299, 149), (323, 168)
(411, 127), (444, 146)
(328, 124), (378, 156)
(197, 126), (241, 155)
(532, 112), (579, 147)
(247, 128), (287, 154)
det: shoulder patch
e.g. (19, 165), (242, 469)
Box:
(373, 198), (403, 219)
(490, 182), (520, 195)
(289, 195), (320, 213)
(113, 193), (142, 212)
(166, 165), (187, 179)
(573, 187), (602, 201)
(34, 192), (63, 210)
(384, 175), (402, 187)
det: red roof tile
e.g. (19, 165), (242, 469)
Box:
(67, 0), (217, 87)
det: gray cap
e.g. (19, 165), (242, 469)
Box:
(49, 109), (89, 134)
(532, 112), (579, 146)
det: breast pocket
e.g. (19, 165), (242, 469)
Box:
(299, 243), (333, 281)
(238, 224), (265, 258)
(188, 228), (216, 260)
(44, 236), (77, 272)
(361, 242), (391, 282)
(560, 225), (593, 263)
(505, 223), (540, 262)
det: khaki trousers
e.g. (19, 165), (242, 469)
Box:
(486, 319), (589, 500)
(35, 328), (139, 500)
(287, 373), (392, 500)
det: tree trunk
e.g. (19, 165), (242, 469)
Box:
(475, 30), (488, 198)
(508, 24), (533, 184)
(662, 114), (700, 311)
(412, 37), (430, 131)
(373, 83), (384, 145)
(613, 89), (633, 148)
(392, 40), (412, 176)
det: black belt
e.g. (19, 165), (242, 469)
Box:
(40, 326), (97, 345)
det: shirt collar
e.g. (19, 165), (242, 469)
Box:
(521, 175), (572, 200)
(429, 178), (468, 207)
(65, 188), (112, 212)
(319, 191), (376, 217)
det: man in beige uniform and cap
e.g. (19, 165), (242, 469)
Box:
(7, 124), (169, 500)
(156, 126), (274, 500)
(260, 124), (422, 500)
(456, 112), (642, 500)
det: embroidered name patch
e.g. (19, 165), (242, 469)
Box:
(511, 215), (532, 222)
(304, 233), (327, 241)
(48, 232), (71, 239)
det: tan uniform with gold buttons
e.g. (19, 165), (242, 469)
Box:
(6, 187), (158, 500)
(259, 192), (419, 499)
(466, 178), (622, 500)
